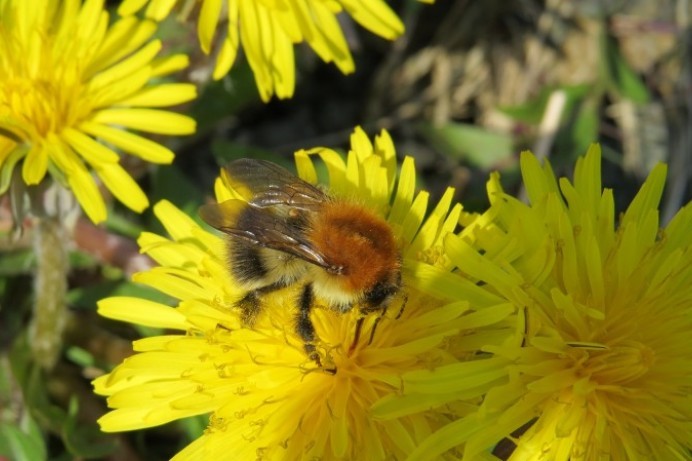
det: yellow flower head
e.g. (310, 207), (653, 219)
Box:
(0, 0), (196, 223)
(405, 145), (692, 460)
(118, 0), (418, 101)
(93, 127), (509, 460)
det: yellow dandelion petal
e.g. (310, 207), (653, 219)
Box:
(294, 1), (354, 74)
(573, 143), (602, 212)
(117, 83), (197, 108)
(212, 32), (238, 80)
(153, 199), (199, 241)
(374, 129), (398, 187)
(0, 0), (195, 223)
(349, 126), (374, 159)
(417, 144), (692, 460)
(97, 401), (190, 432)
(409, 187), (455, 257)
(91, 67), (152, 109)
(137, 232), (204, 269)
(389, 156), (417, 224)
(21, 144), (49, 185)
(119, 0), (422, 100)
(80, 122), (174, 164)
(117, 0), (148, 16)
(89, 39), (160, 91)
(144, 0), (176, 20)
(61, 127), (120, 165)
(519, 150), (559, 205)
(340, 0), (404, 39)
(98, 297), (188, 329)
(151, 54), (191, 77)
(665, 201), (692, 249)
(132, 267), (222, 301)
(238, 1), (296, 101)
(89, 17), (157, 74)
(198, 0), (223, 54)
(92, 108), (196, 135)
(95, 162), (149, 213)
(312, 146), (348, 191)
(59, 148), (107, 223)
(95, 128), (512, 459)
(294, 149), (319, 184)
(622, 162), (667, 226)
(400, 190), (429, 246)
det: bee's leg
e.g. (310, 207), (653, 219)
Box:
(367, 294), (408, 344)
(295, 283), (317, 357)
(236, 292), (262, 326)
(295, 284), (335, 373)
(367, 308), (387, 345)
(237, 281), (288, 326)
(348, 305), (385, 354)
(351, 317), (366, 352)
(350, 295), (408, 352)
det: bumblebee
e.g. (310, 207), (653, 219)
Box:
(200, 159), (402, 366)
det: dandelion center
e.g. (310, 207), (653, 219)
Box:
(0, 11), (95, 139)
(1, 74), (87, 139)
(570, 341), (655, 388)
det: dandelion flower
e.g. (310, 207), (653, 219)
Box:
(118, 0), (413, 101)
(0, 0), (196, 223)
(399, 145), (692, 460)
(93, 127), (510, 460)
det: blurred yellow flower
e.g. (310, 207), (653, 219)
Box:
(93, 127), (510, 460)
(0, 0), (196, 223)
(395, 145), (692, 460)
(118, 0), (425, 101)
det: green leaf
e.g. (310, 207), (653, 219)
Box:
(500, 84), (592, 125)
(10, 337), (66, 431)
(551, 96), (601, 162)
(0, 250), (35, 275)
(600, 28), (649, 103)
(417, 122), (513, 169)
(568, 98), (600, 159)
(65, 346), (94, 368)
(0, 421), (47, 461)
(189, 66), (261, 137)
(62, 397), (116, 459)
(499, 86), (554, 124)
(179, 414), (207, 441)
(104, 210), (144, 240)
(0, 147), (26, 196)
(151, 162), (203, 219)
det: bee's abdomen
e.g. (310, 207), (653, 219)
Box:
(229, 243), (267, 285)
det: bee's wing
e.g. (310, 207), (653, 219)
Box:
(199, 200), (334, 271)
(221, 158), (327, 210)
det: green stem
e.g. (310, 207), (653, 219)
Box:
(29, 216), (68, 369)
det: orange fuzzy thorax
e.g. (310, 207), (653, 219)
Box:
(308, 201), (399, 295)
